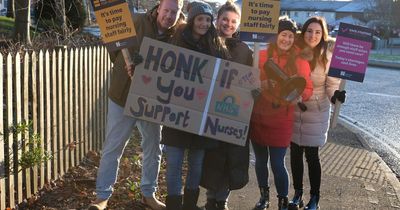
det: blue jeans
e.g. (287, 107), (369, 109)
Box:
(165, 146), (204, 195)
(96, 99), (162, 199)
(252, 141), (289, 197)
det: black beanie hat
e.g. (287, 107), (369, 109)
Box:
(187, 1), (213, 23)
(278, 16), (297, 34)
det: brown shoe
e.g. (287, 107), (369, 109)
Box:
(88, 198), (108, 210)
(142, 194), (166, 210)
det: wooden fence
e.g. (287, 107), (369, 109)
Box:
(0, 45), (112, 209)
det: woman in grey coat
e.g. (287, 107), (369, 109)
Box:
(288, 16), (346, 210)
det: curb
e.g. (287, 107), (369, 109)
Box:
(338, 116), (400, 201)
(368, 59), (400, 69)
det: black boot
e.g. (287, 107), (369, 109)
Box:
(278, 196), (289, 210)
(304, 194), (319, 210)
(253, 187), (270, 210)
(182, 188), (201, 210)
(205, 198), (217, 210)
(216, 200), (229, 210)
(166, 195), (182, 210)
(288, 189), (304, 210)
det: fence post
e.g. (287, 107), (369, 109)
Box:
(45, 51), (52, 183)
(23, 52), (32, 199)
(63, 50), (70, 175)
(15, 52), (23, 204)
(69, 49), (75, 168)
(80, 48), (86, 161)
(0, 53), (6, 210)
(38, 50), (45, 188)
(52, 50), (59, 179)
(88, 47), (93, 153)
(6, 53), (15, 207)
(31, 51), (39, 194)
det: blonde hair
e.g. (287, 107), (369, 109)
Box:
(217, 0), (241, 19)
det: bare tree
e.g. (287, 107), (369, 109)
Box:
(13, 0), (32, 45)
(6, 0), (15, 17)
(365, 0), (400, 38)
(54, 0), (69, 37)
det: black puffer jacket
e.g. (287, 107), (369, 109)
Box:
(200, 36), (253, 191)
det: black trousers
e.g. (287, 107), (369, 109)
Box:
(290, 142), (321, 196)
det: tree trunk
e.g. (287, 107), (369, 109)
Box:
(83, 0), (92, 25)
(6, 0), (15, 18)
(14, 0), (31, 45)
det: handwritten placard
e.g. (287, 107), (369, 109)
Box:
(124, 37), (261, 146)
(239, 0), (280, 42)
(91, 0), (136, 52)
(328, 23), (373, 82)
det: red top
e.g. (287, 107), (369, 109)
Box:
(250, 48), (313, 147)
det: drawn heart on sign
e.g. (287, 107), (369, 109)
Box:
(142, 75), (152, 84)
(242, 101), (251, 109)
(196, 89), (207, 100)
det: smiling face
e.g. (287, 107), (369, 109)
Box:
(156, 0), (181, 33)
(304, 22), (323, 49)
(216, 11), (240, 38)
(277, 30), (295, 52)
(192, 14), (212, 40)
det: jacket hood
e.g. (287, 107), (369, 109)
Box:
(327, 37), (336, 52)
(299, 46), (313, 61)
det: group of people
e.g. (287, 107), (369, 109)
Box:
(88, 0), (346, 210)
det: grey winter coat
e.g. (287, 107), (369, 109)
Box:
(292, 49), (341, 147)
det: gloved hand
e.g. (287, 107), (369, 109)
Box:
(125, 52), (144, 77)
(132, 52), (143, 65)
(251, 88), (262, 100)
(331, 90), (346, 104)
(297, 102), (307, 112)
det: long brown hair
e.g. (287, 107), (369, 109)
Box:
(299, 16), (330, 70)
(186, 17), (230, 59)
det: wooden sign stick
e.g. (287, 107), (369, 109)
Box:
(330, 79), (346, 128)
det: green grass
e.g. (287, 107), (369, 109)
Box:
(0, 16), (14, 38)
(369, 53), (400, 62)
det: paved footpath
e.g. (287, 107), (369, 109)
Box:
(198, 122), (400, 209)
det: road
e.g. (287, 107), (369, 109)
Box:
(340, 65), (400, 177)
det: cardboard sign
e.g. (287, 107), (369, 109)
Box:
(239, 0), (280, 42)
(91, 0), (137, 52)
(328, 23), (373, 82)
(124, 37), (261, 146)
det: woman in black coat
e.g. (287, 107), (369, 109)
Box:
(200, 1), (253, 210)
(161, 1), (230, 210)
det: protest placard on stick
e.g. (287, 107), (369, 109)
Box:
(239, 0), (280, 43)
(328, 22), (374, 128)
(91, 0), (137, 70)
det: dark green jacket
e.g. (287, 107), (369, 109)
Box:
(108, 5), (185, 107)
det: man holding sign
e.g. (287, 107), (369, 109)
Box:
(89, 0), (185, 210)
